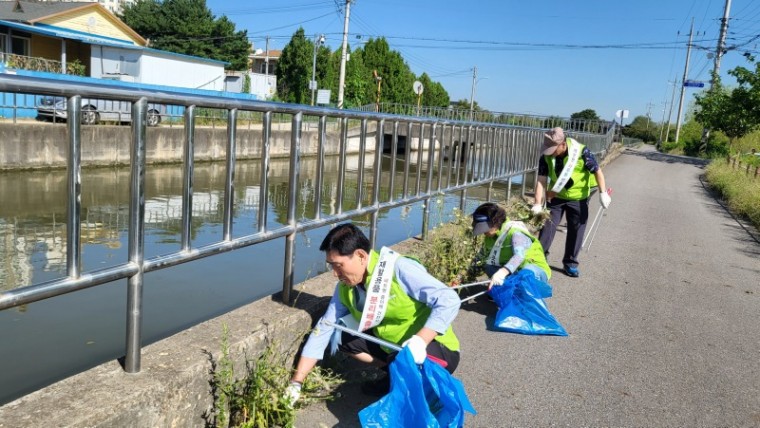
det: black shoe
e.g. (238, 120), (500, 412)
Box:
(360, 375), (391, 397)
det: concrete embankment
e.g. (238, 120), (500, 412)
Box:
(0, 121), (376, 170)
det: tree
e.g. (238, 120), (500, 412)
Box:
(335, 47), (370, 108)
(361, 38), (416, 106)
(120, 0), (249, 70)
(418, 73), (450, 108)
(694, 82), (757, 152)
(570, 109), (600, 121)
(695, 55), (760, 153)
(623, 115), (656, 142)
(276, 28), (312, 104)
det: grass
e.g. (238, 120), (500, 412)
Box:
(705, 160), (760, 231)
(206, 324), (344, 428)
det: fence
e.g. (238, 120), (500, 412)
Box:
(727, 156), (760, 179)
(0, 71), (614, 378)
(357, 102), (615, 134)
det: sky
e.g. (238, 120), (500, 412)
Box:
(203, 0), (760, 123)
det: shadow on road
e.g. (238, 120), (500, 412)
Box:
(625, 148), (710, 167)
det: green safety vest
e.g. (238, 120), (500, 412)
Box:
(545, 138), (598, 200)
(483, 221), (551, 279)
(338, 250), (460, 352)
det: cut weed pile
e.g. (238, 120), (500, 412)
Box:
(413, 197), (549, 286)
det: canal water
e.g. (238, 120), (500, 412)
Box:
(0, 152), (524, 404)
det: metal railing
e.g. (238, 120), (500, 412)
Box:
(0, 71), (614, 375)
(357, 102), (615, 134)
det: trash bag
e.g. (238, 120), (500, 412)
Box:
(489, 269), (568, 336)
(359, 347), (476, 428)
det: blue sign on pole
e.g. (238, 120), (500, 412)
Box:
(684, 80), (705, 88)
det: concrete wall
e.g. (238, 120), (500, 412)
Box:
(0, 122), (378, 170)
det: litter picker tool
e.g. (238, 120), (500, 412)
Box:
(449, 280), (490, 290)
(459, 290), (489, 303)
(582, 188), (613, 252)
(324, 320), (448, 368)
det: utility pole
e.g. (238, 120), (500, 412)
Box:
(468, 66), (477, 121)
(675, 18), (694, 144)
(665, 75), (678, 143)
(310, 34), (325, 106)
(264, 36), (270, 76)
(658, 100), (667, 148)
(336, 0), (352, 109)
(701, 0), (732, 147)
(645, 101), (655, 141)
(711, 0), (732, 87)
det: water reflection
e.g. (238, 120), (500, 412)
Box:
(0, 150), (518, 405)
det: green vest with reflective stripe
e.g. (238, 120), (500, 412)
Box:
(483, 221), (551, 279)
(545, 138), (598, 200)
(338, 250), (459, 352)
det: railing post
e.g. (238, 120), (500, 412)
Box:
(282, 112), (302, 305)
(66, 95), (82, 279)
(421, 123), (437, 241)
(125, 97), (148, 373)
(258, 111), (272, 232)
(369, 118), (384, 248)
(181, 105), (195, 251)
(223, 108), (238, 241)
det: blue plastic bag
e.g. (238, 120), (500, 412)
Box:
(489, 269), (568, 336)
(359, 347), (476, 428)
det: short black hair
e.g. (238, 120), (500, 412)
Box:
(319, 223), (371, 255)
(472, 202), (506, 229)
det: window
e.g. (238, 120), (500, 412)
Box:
(0, 34), (7, 54)
(11, 35), (30, 56)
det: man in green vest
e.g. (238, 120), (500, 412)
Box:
(532, 127), (611, 278)
(471, 202), (551, 288)
(286, 223), (462, 404)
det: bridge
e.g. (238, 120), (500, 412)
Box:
(0, 70), (757, 427)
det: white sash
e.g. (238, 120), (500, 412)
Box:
(550, 138), (581, 194)
(486, 221), (528, 266)
(358, 246), (399, 331)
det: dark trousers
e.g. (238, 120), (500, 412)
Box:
(338, 331), (460, 374)
(538, 197), (590, 268)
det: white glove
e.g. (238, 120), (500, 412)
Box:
(600, 191), (611, 209)
(284, 381), (301, 407)
(530, 204), (543, 215)
(489, 267), (509, 288)
(402, 335), (427, 365)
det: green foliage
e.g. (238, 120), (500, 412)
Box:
(705, 160), (760, 231)
(242, 73), (251, 94)
(208, 324), (344, 428)
(623, 115), (657, 142)
(542, 116), (564, 128)
(680, 120), (729, 157)
(119, 0), (250, 70)
(571, 109), (600, 121)
(418, 72), (450, 108)
(361, 38), (416, 105)
(276, 28), (312, 104)
(413, 198), (549, 286)
(338, 47), (370, 107)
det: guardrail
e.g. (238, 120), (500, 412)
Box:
(0, 71), (614, 377)
(357, 102), (615, 134)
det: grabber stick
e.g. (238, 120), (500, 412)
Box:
(323, 320), (448, 368)
(459, 290), (489, 303)
(450, 280), (490, 290)
(583, 187), (613, 252)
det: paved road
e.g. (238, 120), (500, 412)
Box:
(296, 145), (760, 427)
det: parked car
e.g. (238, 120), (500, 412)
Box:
(36, 96), (164, 126)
